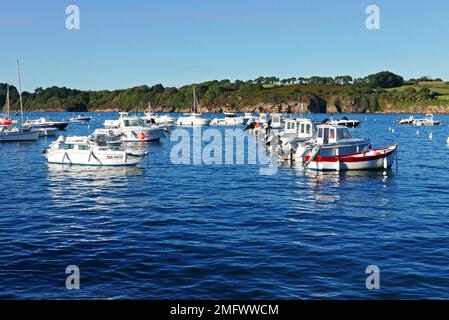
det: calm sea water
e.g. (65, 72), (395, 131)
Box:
(1, 112), (449, 299)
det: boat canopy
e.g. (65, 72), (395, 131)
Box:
(316, 124), (351, 144)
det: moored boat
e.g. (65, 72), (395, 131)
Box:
(292, 124), (397, 171)
(394, 116), (415, 125)
(325, 116), (361, 128)
(0, 126), (40, 142)
(278, 118), (314, 144)
(411, 114), (441, 126)
(71, 114), (92, 122)
(210, 112), (244, 126)
(176, 87), (210, 127)
(143, 102), (176, 125)
(0, 67), (39, 142)
(25, 117), (69, 130)
(103, 113), (164, 142)
(44, 136), (147, 166)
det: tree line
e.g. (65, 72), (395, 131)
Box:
(0, 71), (446, 112)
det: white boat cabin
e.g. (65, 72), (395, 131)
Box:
(284, 119), (313, 137)
(315, 124), (370, 156)
(270, 114), (285, 128)
(316, 124), (351, 145)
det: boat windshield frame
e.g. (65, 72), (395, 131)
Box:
(122, 118), (145, 127)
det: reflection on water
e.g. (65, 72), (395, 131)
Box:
(2, 112), (449, 299)
(46, 164), (144, 210)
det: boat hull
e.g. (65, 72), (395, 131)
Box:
(121, 127), (164, 142)
(0, 130), (39, 142)
(210, 118), (244, 126)
(176, 118), (211, 126)
(45, 150), (145, 166)
(304, 145), (398, 171)
(29, 122), (69, 130)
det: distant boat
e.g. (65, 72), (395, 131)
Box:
(24, 117), (70, 130)
(412, 114), (442, 126)
(70, 114), (92, 122)
(143, 102), (175, 125)
(210, 112), (244, 126)
(325, 116), (361, 128)
(0, 64), (39, 142)
(394, 116), (415, 125)
(176, 87), (210, 126)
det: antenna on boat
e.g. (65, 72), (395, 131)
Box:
(16, 59), (24, 125)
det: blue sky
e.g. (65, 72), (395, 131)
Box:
(1, 0), (448, 91)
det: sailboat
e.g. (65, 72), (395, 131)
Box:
(176, 87), (210, 126)
(0, 61), (39, 142)
(0, 84), (13, 126)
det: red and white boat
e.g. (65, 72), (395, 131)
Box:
(0, 114), (12, 126)
(294, 124), (398, 171)
(1, 84), (13, 126)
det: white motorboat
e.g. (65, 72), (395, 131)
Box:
(143, 102), (176, 125)
(103, 113), (164, 142)
(412, 114), (442, 126)
(394, 116), (415, 125)
(210, 112), (244, 126)
(44, 136), (147, 166)
(292, 124), (397, 171)
(25, 117), (70, 130)
(270, 113), (286, 129)
(103, 112), (128, 129)
(176, 87), (210, 126)
(71, 114), (92, 122)
(325, 116), (361, 128)
(278, 118), (314, 144)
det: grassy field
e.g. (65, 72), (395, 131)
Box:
(388, 81), (449, 94)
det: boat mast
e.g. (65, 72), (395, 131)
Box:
(5, 84), (10, 117)
(148, 101), (152, 113)
(193, 86), (198, 114)
(16, 60), (24, 125)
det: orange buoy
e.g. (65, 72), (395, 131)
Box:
(138, 132), (146, 140)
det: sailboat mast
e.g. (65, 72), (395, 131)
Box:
(193, 86), (197, 113)
(6, 84), (10, 117)
(16, 60), (24, 125)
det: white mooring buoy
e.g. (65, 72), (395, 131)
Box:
(429, 133), (433, 140)
(416, 130), (419, 135)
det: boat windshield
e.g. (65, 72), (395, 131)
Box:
(337, 127), (351, 139)
(124, 119), (145, 127)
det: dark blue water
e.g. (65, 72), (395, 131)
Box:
(1, 112), (449, 299)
